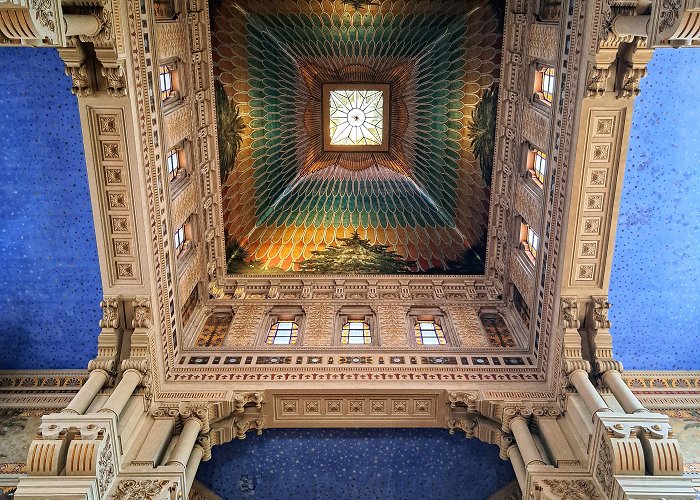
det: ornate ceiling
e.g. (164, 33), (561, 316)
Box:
(211, 0), (503, 274)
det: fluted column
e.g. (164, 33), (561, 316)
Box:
(507, 445), (527, 494)
(98, 369), (142, 419)
(569, 369), (611, 417)
(602, 370), (647, 414)
(185, 445), (204, 493)
(62, 370), (109, 415)
(510, 416), (545, 467)
(167, 418), (203, 467)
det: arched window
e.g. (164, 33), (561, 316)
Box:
(266, 320), (299, 345)
(341, 320), (372, 344)
(414, 320), (447, 345)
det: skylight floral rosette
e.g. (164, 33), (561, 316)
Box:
(212, 0), (502, 273)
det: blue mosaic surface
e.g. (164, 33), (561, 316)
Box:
(197, 428), (514, 499)
(0, 47), (102, 369)
(609, 48), (700, 370)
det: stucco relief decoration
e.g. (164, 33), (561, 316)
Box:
(596, 118), (614, 135)
(595, 436), (614, 495)
(541, 479), (603, 500)
(132, 296), (152, 328)
(99, 297), (120, 329)
(31, 0), (56, 32)
(97, 438), (115, 495)
(113, 479), (173, 499)
(658, 0), (681, 33)
(586, 66), (611, 98)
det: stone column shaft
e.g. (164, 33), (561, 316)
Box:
(510, 416), (545, 467)
(612, 14), (651, 37)
(569, 369), (611, 417)
(99, 369), (142, 418)
(602, 370), (647, 414)
(507, 445), (527, 494)
(63, 369), (108, 415)
(185, 445), (204, 493)
(167, 418), (202, 468)
(63, 14), (101, 37)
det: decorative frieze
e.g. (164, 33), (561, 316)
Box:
(271, 394), (439, 426)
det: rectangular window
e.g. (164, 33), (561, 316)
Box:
(341, 320), (372, 345)
(166, 149), (179, 179)
(528, 148), (547, 185)
(536, 67), (556, 104)
(542, 68), (555, 103)
(174, 225), (185, 252)
(266, 320), (299, 345)
(159, 65), (174, 102)
(525, 225), (539, 261)
(415, 320), (447, 345)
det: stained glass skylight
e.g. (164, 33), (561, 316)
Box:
(329, 89), (385, 146)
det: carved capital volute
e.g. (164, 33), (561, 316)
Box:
(448, 391), (479, 413)
(233, 392), (265, 414)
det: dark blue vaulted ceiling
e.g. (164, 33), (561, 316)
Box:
(0, 47), (102, 370)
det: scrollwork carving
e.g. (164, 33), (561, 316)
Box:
(586, 66), (611, 98)
(658, 0), (681, 33)
(99, 296), (120, 329)
(31, 0), (56, 33)
(595, 436), (614, 495)
(561, 297), (580, 330)
(102, 63), (127, 97)
(542, 479), (603, 500)
(448, 392), (479, 413)
(97, 438), (115, 495)
(618, 66), (647, 99)
(132, 296), (152, 328)
(113, 479), (173, 499)
(591, 297), (611, 330)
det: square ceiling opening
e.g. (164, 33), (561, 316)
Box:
(324, 84), (390, 152)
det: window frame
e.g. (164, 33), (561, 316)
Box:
(174, 224), (186, 252)
(407, 308), (458, 348)
(533, 65), (556, 106)
(526, 147), (547, 187)
(257, 307), (305, 347)
(520, 222), (539, 263)
(335, 306), (378, 346)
